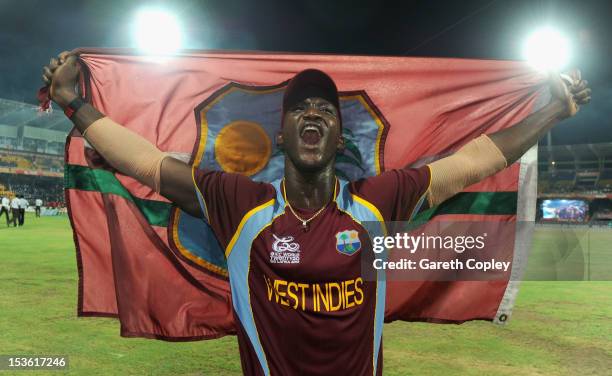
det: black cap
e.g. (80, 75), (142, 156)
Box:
(282, 69), (341, 127)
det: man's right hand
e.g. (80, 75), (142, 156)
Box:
(42, 51), (80, 107)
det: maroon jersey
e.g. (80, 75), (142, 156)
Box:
(192, 166), (430, 376)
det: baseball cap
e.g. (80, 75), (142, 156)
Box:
(282, 69), (341, 126)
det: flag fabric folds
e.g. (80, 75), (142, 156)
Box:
(65, 48), (548, 340)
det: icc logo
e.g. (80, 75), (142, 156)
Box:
(270, 234), (301, 264)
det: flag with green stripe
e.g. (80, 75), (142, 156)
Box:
(65, 49), (546, 340)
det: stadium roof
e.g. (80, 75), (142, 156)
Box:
(0, 98), (72, 133)
(539, 143), (612, 162)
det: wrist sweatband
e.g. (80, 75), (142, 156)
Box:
(426, 134), (507, 207)
(83, 117), (169, 193)
(63, 97), (86, 119)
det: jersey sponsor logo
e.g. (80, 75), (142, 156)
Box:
(335, 230), (361, 256)
(270, 234), (301, 264)
(264, 275), (364, 312)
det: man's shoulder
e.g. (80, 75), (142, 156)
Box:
(349, 167), (431, 187)
(194, 168), (273, 186)
(192, 168), (277, 214)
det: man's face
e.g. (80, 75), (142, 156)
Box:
(280, 97), (342, 172)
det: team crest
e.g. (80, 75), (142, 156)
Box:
(335, 230), (361, 256)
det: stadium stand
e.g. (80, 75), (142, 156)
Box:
(0, 150), (64, 174)
(0, 173), (64, 204)
(0, 98), (71, 206)
(538, 143), (612, 225)
(598, 169), (612, 191)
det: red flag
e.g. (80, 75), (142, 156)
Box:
(65, 49), (547, 339)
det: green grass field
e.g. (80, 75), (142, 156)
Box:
(1, 215), (611, 375)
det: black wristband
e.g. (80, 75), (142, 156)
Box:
(64, 97), (86, 119)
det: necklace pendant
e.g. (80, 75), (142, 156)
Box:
(302, 221), (309, 232)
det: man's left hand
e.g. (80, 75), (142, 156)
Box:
(550, 70), (591, 119)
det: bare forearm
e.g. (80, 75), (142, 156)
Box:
(488, 99), (567, 164)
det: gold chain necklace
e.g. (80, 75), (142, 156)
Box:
(282, 178), (336, 231)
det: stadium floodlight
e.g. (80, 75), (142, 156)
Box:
(133, 9), (182, 55)
(523, 28), (571, 71)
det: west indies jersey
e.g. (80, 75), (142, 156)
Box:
(192, 166), (431, 376)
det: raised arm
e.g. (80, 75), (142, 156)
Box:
(426, 72), (591, 207)
(43, 52), (202, 218)
(488, 71), (590, 164)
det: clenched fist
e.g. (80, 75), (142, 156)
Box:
(550, 70), (591, 119)
(42, 51), (80, 107)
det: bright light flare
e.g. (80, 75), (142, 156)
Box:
(523, 28), (570, 71)
(133, 9), (182, 55)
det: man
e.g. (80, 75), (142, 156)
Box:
(0, 195), (10, 226)
(18, 194), (28, 226)
(35, 198), (43, 217)
(43, 52), (590, 375)
(10, 194), (20, 227)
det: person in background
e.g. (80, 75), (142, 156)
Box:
(18, 194), (29, 226)
(1, 195), (10, 227)
(35, 198), (43, 217)
(10, 195), (20, 227)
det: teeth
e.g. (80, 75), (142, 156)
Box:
(301, 124), (321, 136)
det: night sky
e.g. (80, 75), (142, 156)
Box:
(1, 0), (610, 144)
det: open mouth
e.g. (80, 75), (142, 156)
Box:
(300, 122), (323, 145)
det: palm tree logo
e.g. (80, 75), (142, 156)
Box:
(336, 230), (361, 255)
(340, 232), (354, 253)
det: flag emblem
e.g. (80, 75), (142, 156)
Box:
(169, 82), (386, 276)
(335, 230), (361, 256)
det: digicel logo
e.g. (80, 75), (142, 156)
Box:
(264, 276), (364, 312)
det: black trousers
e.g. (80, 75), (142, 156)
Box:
(18, 209), (25, 226)
(11, 208), (19, 227)
(0, 207), (9, 226)
(35, 206), (41, 217)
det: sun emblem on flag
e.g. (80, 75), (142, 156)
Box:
(335, 230), (361, 256)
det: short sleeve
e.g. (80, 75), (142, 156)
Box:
(192, 167), (276, 250)
(349, 166), (431, 222)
